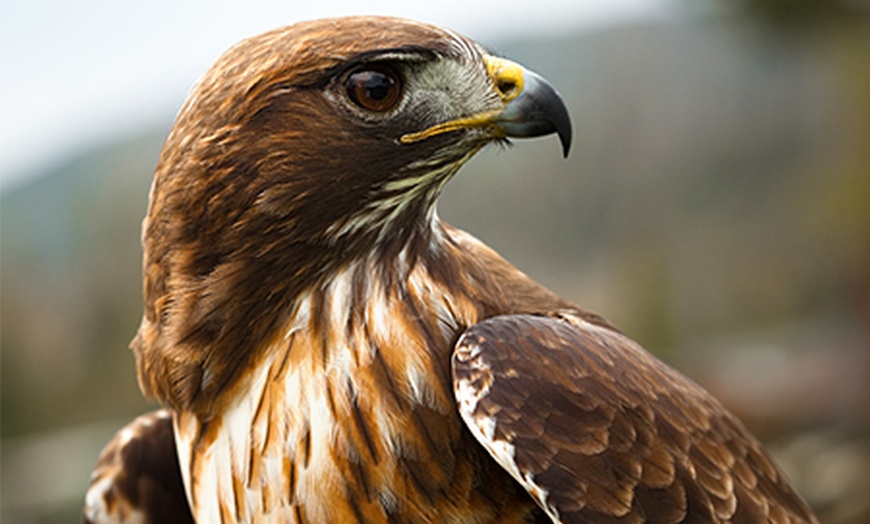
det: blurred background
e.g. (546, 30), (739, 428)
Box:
(2, 0), (868, 522)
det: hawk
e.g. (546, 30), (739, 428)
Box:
(84, 16), (818, 524)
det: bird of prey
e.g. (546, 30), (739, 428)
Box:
(84, 16), (818, 524)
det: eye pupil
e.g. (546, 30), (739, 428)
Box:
(346, 65), (401, 112)
(366, 78), (390, 101)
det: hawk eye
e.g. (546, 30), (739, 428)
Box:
(346, 65), (402, 112)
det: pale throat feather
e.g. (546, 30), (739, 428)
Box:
(173, 235), (480, 522)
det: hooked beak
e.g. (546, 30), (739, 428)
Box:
(400, 55), (573, 158)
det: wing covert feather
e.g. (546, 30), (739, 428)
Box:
(83, 410), (193, 524)
(451, 313), (817, 524)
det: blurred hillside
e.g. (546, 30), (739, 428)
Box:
(2, 14), (869, 524)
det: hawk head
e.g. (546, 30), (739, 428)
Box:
(134, 16), (570, 412)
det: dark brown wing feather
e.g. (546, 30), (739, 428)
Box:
(452, 313), (818, 524)
(83, 410), (193, 524)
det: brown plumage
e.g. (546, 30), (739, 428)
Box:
(84, 16), (818, 523)
(84, 410), (193, 524)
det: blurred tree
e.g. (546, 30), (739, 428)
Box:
(733, 0), (868, 28)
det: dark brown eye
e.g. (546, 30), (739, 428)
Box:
(346, 64), (402, 112)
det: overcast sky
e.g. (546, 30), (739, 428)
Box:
(0, 0), (677, 190)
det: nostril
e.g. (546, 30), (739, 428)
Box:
(497, 80), (517, 98)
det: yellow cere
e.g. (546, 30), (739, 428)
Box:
(483, 55), (525, 103)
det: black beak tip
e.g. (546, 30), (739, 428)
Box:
(556, 112), (572, 159)
(539, 79), (572, 159)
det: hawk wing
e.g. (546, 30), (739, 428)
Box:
(452, 313), (818, 524)
(83, 410), (192, 524)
